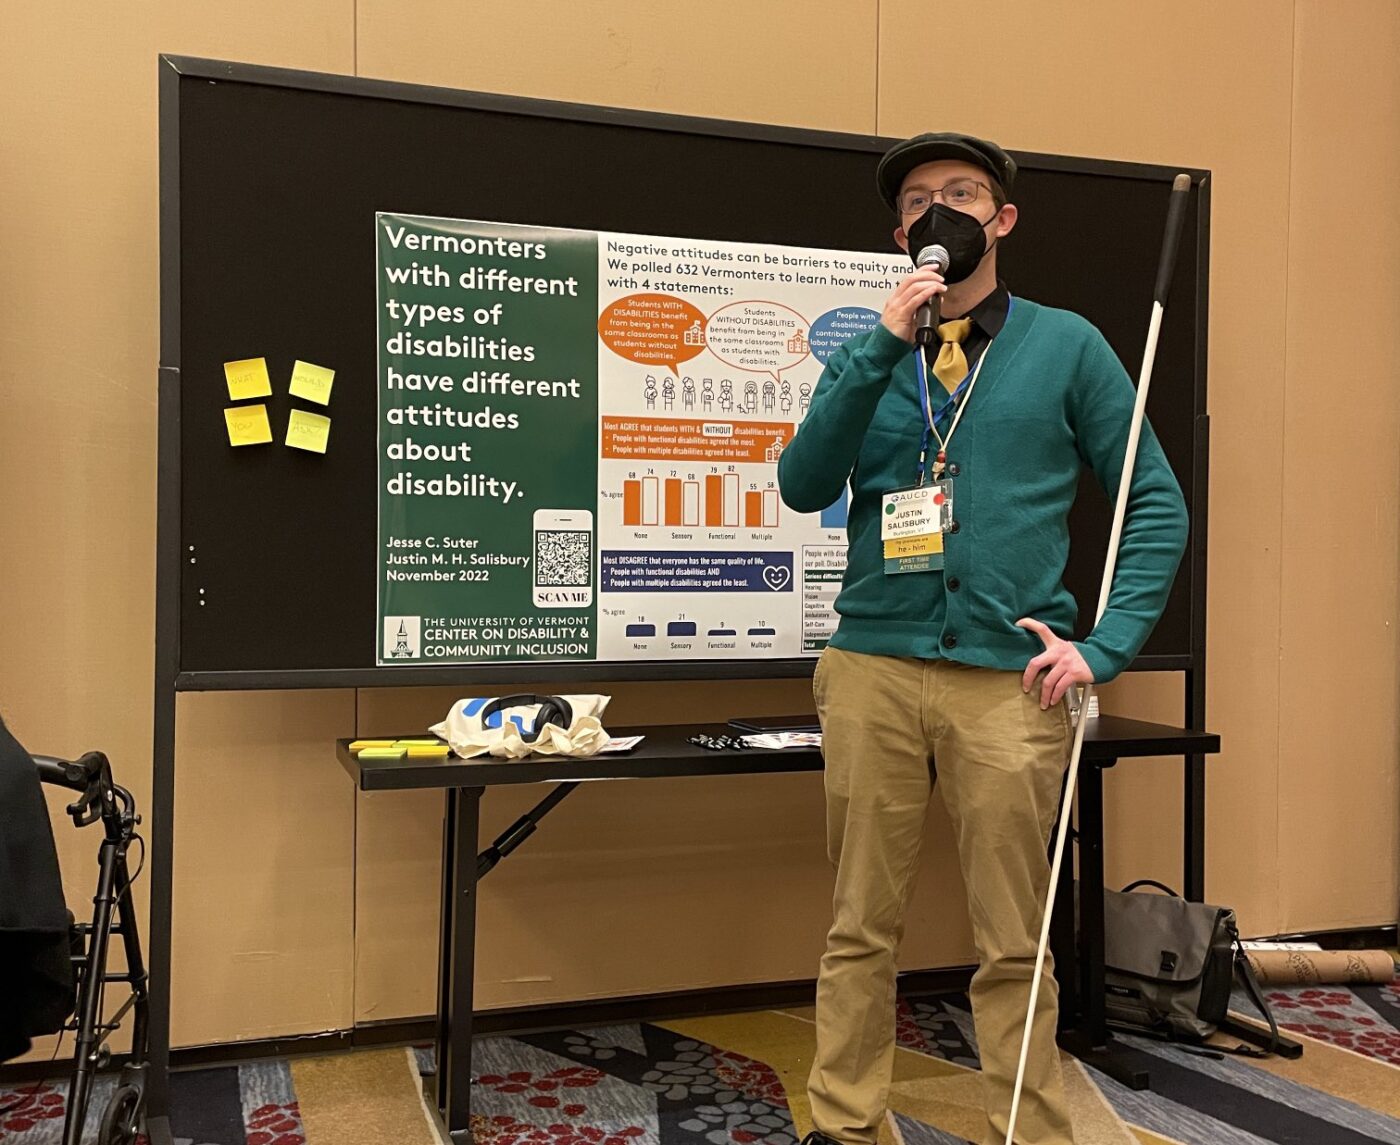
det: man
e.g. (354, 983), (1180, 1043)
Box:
(779, 133), (1189, 1145)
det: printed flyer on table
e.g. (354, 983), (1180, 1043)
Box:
(375, 212), (908, 666)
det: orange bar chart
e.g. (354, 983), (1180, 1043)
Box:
(762, 488), (779, 527)
(745, 491), (763, 527)
(704, 475), (723, 526)
(623, 474), (774, 529)
(664, 478), (683, 526)
(723, 473), (740, 526)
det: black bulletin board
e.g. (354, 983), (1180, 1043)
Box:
(159, 56), (1209, 689)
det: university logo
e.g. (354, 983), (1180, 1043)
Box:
(384, 616), (421, 659)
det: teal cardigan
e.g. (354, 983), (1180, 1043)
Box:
(777, 299), (1189, 682)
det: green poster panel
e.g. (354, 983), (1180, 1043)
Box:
(377, 214), (599, 664)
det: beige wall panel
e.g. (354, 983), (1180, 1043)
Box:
(353, 786), (443, 1023)
(0, 0), (353, 1057)
(1277, 0), (1400, 931)
(879, 1), (1296, 933)
(171, 690), (357, 1046)
(356, 0), (879, 133)
(354, 680), (975, 1020)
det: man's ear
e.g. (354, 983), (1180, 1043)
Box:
(993, 203), (1018, 240)
(894, 225), (909, 254)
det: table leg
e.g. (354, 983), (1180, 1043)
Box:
(438, 786), (482, 1143)
(1078, 762), (1107, 1046)
(1185, 753), (1206, 901)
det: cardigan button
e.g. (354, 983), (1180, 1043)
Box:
(947, 462), (961, 477)
(942, 633), (958, 649)
(948, 520), (961, 534)
(946, 577), (961, 592)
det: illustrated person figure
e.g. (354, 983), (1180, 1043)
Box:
(799, 381), (812, 417)
(779, 133), (1188, 1145)
(683, 375), (696, 410)
(762, 378), (776, 412)
(719, 378), (734, 413)
(643, 375), (657, 409)
(662, 376), (675, 410)
(743, 380), (758, 413)
(780, 379), (793, 415)
(702, 377), (714, 412)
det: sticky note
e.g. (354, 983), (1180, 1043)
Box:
(407, 745), (451, 759)
(357, 747), (406, 760)
(394, 739), (445, 747)
(289, 360), (335, 406)
(224, 403), (273, 446)
(349, 740), (397, 751)
(224, 358), (272, 400)
(286, 409), (331, 453)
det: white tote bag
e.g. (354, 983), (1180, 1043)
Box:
(430, 693), (610, 760)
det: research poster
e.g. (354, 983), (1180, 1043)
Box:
(376, 212), (908, 665)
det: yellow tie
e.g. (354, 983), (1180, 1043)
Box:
(932, 317), (973, 394)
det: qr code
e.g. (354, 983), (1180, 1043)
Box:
(535, 530), (592, 586)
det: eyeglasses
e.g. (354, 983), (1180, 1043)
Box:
(897, 178), (992, 215)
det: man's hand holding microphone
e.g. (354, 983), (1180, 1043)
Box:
(879, 264), (947, 344)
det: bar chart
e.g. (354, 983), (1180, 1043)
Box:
(621, 474), (778, 528)
(609, 615), (785, 649)
(820, 491), (849, 529)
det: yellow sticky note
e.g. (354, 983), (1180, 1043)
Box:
(394, 739), (444, 747)
(407, 745), (451, 759)
(224, 403), (273, 446)
(349, 740), (397, 751)
(224, 358), (272, 400)
(288, 360), (335, 406)
(357, 747), (406, 760)
(286, 409), (331, 454)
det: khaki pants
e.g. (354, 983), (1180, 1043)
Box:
(808, 646), (1075, 1145)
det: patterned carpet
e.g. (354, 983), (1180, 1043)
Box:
(2, 977), (1398, 1144)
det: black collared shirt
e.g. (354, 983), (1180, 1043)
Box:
(924, 282), (1009, 425)
(948, 280), (1010, 366)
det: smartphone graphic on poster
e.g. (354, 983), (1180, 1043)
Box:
(532, 509), (595, 608)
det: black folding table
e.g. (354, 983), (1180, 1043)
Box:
(338, 715), (1223, 1143)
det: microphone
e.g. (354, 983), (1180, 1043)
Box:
(913, 244), (948, 346)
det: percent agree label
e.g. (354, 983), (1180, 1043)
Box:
(704, 301), (810, 381)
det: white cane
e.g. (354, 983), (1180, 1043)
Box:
(1003, 172), (1194, 1145)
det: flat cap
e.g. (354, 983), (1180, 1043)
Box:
(876, 132), (1017, 210)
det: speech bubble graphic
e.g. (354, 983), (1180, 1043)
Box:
(705, 300), (809, 381)
(809, 306), (881, 363)
(598, 293), (707, 376)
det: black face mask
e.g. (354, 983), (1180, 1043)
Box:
(905, 202), (1000, 283)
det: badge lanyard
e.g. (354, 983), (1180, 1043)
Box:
(916, 345), (989, 486)
(914, 295), (1013, 486)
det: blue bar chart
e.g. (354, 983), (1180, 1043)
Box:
(820, 491), (849, 529)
